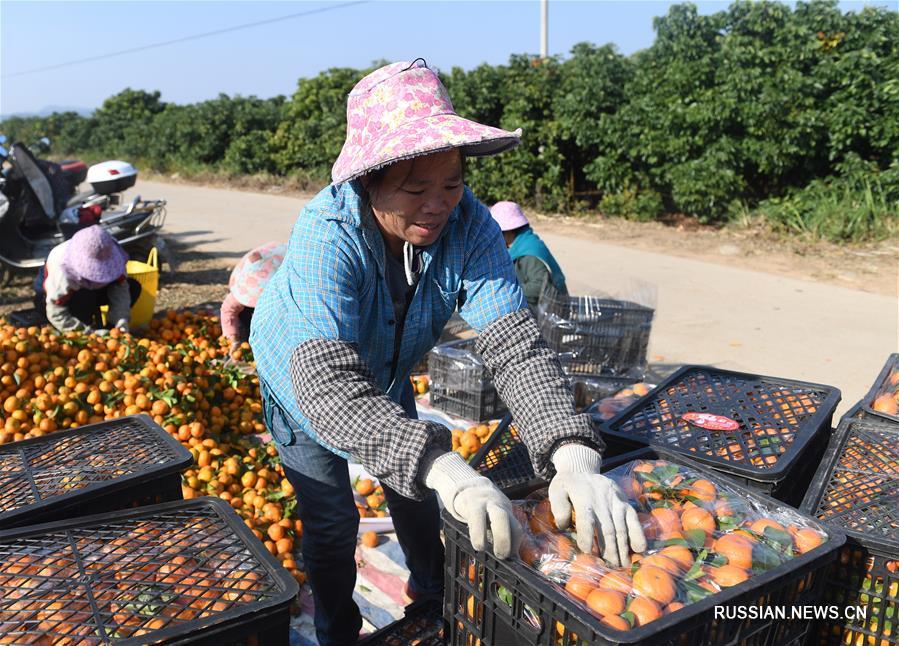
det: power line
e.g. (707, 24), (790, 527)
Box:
(2, 1), (370, 79)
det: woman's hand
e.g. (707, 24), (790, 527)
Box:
(548, 444), (646, 567)
(424, 451), (521, 558)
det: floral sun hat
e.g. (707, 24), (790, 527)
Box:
(331, 59), (522, 185)
(229, 242), (287, 308)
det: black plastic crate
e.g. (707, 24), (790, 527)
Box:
(430, 384), (507, 422)
(862, 353), (899, 424)
(469, 415), (540, 500)
(600, 365), (841, 505)
(359, 600), (445, 645)
(800, 417), (899, 646)
(428, 339), (506, 421)
(0, 497), (298, 644)
(0, 415), (192, 529)
(5, 308), (48, 328)
(537, 288), (654, 376)
(428, 339), (494, 393)
(445, 447), (844, 646)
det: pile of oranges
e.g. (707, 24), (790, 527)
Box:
(0, 310), (304, 589)
(870, 363), (899, 418)
(451, 420), (501, 461)
(517, 459), (828, 633)
(353, 476), (388, 518)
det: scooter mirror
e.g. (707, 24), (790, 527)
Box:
(0, 135), (6, 144)
(39, 137), (51, 149)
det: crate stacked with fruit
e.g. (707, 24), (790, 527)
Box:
(445, 449), (843, 645)
(0, 498), (298, 643)
(0, 415), (191, 530)
(801, 416), (898, 646)
(863, 353), (899, 424)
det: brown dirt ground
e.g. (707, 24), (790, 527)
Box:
(150, 171), (897, 297)
(2, 176), (895, 322)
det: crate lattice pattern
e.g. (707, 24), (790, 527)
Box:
(814, 543), (899, 646)
(0, 506), (284, 644)
(0, 418), (182, 514)
(813, 421), (899, 539)
(473, 425), (536, 492)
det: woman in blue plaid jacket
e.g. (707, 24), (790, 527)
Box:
(250, 60), (645, 645)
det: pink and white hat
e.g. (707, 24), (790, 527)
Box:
(229, 242), (287, 308)
(331, 60), (522, 185)
(489, 201), (529, 231)
(62, 225), (128, 285)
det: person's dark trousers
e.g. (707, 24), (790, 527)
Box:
(33, 276), (141, 329)
(237, 306), (255, 343)
(271, 381), (444, 646)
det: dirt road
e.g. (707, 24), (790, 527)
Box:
(129, 179), (896, 416)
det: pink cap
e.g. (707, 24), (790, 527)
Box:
(489, 201), (529, 231)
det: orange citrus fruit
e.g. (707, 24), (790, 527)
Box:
(565, 575), (597, 602)
(650, 508), (682, 536)
(689, 479), (718, 502)
(598, 570), (633, 594)
(600, 614), (631, 630)
(632, 565), (677, 605)
(681, 507), (716, 534)
(658, 545), (694, 570)
(713, 534), (754, 569)
(586, 589), (626, 617)
(750, 518), (786, 535)
(628, 595), (662, 627)
(793, 528), (824, 554)
(709, 564), (749, 587)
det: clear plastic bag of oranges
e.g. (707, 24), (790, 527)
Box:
(513, 458), (831, 631)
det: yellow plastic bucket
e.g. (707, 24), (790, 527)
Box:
(100, 248), (159, 329)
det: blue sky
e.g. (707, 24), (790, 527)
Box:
(0, 0), (891, 116)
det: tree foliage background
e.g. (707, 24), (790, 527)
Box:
(3, 0), (896, 241)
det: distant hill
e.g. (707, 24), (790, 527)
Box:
(1, 105), (94, 119)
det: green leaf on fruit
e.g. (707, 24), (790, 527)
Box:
(684, 528), (707, 550)
(763, 526), (793, 549)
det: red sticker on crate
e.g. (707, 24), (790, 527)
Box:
(682, 412), (740, 431)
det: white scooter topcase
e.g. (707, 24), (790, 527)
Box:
(87, 160), (138, 195)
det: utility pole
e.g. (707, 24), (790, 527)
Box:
(540, 0), (548, 59)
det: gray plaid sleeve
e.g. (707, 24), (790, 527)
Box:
(475, 309), (604, 478)
(290, 339), (451, 500)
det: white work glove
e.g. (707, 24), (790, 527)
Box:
(92, 328), (108, 337)
(548, 444), (647, 567)
(424, 451), (522, 559)
(113, 319), (129, 332)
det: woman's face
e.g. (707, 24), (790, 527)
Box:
(367, 149), (463, 255)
